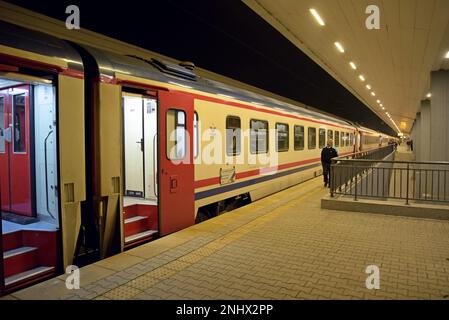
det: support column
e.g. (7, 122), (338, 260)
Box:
(414, 113), (421, 160)
(430, 70), (449, 162)
(420, 100), (431, 162)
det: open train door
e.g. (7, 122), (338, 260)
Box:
(158, 91), (195, 235)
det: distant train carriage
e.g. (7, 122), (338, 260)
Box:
(0, 21), (396, 295)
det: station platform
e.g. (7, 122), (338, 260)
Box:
(3, 176), (449, 300)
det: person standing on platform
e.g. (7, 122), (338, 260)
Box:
(321, 139), (338, 188)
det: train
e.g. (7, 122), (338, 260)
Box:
(0, 21), (396, 294)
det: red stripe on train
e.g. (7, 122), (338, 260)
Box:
(194, 151), (353, 189)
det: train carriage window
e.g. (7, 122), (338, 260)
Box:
(341, 131), (345, 147)
(275, 123), (289, 152)
(226, 116), (241, 156)
(345, 132), (350, 147)
(194, 112), (199, 158)
(319, 128), (326, 148)
(327, 130), (333, 143)
(335, 131), (340, 147)
(13, 94), (26, 153)
(250, 119), (268, 154)
(294, 125), (304, 150)
(308, 127), (316, 149)
(350, 133), (354, 146)
(0, 96), (4, 153)
(166, 109), (186, 160)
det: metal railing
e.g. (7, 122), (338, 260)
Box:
(330, 147), (449, 204)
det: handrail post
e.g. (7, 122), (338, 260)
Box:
(406, 163), (410, 205)
(330, 161), (334, 198)
(354, 162), (358, 201)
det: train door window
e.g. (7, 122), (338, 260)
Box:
(327, 130), (333, 143)
(13, 94), (26, 153)
(294, 125), (304, 150)
(194, 112), (199, 158)
(0, 97), (4, 153)
(250, 119), (268, 154)
(335, 131), (340, 147)
(350, 133), (354, 146)
(275, 123), (289, 152)
(226, 116), (241, 156)
(166, 109), (186, 160)
(319, 128), (326, 149)
(308, 127), (316, 149)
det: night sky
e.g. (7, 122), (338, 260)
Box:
(6, 0), (395, 136)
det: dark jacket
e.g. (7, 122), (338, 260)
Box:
(321, 146), (338, 165)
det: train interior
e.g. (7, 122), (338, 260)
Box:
(0, 75), (59, 290)
(122, 92), (159, 248)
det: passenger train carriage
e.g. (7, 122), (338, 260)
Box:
(0, 21), (395, 294)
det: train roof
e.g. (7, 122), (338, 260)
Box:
(0, 21), (83, 73)
(82, 45), (355, 129)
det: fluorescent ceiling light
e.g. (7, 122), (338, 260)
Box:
(310, 8), (325, 26)
(349, 62), (357, 70)
(359, 75), (365, 82)
(366, 84), (371, 90)
(334, 42), (345, 53)
(371, 92), (376, 96)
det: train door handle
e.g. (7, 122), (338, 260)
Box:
(170, 175), (178, 193)
(136, 138), (144, 152)
(3, 127), (11, 143)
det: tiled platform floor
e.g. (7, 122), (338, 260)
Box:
(3, 176), (449, 300)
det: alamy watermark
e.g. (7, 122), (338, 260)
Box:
(365, 265), (380, 290)
(66, 5), (80, 30)
(65, 265), (80, 290)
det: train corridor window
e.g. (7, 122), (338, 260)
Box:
(335, 131), (340, 147)
(250, 119), (268, 154)
(327, 130), (333, 143)
(294, 125), (304, 150)
(308, 127), (316, 149)
(275, 123), (289, 152)
(319, 128), (326, 149)
(226, 116), (241, 156)
(194, 112), (199, 158)
(13, 94), (26, 153)
(166, 109), (186, 160)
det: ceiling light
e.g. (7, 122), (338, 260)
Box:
(310, 8), (325, 26)
(376, 100), (381, 104)
(359, 75), (365, 81)
(366, 84), (371, 90)
(371, 92), (376, 96)
(334, 42), (345, 53)
(446, 51), (449, 59)
(427, 93), (432, 98)
(349, 62), (357, 70)
(381, 107), (385, 110)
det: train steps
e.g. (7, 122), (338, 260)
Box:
(2, 230), (57, 291)
(123, 204), (158, 249)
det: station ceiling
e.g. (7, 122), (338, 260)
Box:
(5, 1), (442, 136)
(244, 0), (449, 134)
